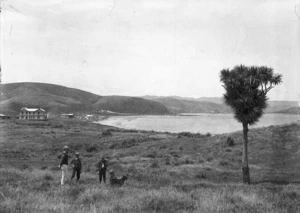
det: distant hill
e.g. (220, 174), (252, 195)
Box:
(274, 107), (300, 114)
(266, 101), (299, 113)
(143, 96), (299, 114)
(143, 96), (231, 114)
(0, 83), (169, 115)
(93, 96), (170, 114)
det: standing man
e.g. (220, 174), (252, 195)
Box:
(59, 146), (69, 186)
(70, 152), (82, 182)
(98, 156), (108, 184)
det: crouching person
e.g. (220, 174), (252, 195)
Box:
(109, 170), (128, 186)
(71, 152), (82, 182)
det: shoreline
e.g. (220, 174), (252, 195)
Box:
(95, 113), (300, 134)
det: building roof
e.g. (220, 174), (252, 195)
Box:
(21, 108), (46, 112)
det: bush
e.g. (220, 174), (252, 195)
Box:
(41, 166), (48, 170)
(33, 181), (51, 192)
(177, 132), (211, 138)
(150, 161), (160, 168)
(219, 160), (229, 166)
(184, 158), (194, 164)
(62, 186), (86, 201)
(44, 174), (54, 181)
(141, 188), (196, 212)
(102, 129), (112, 137)
(226, 136), (235, 146)
(145, 150), (158, 158)
(21, 164), (31, 171)
(50, 166), (60, 171)
(195, 172), (207, 179)
(86, 144), (98, 152)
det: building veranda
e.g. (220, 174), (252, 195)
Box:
(19, 108), (48, 120)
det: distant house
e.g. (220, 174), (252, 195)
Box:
(0, 114), (11, 119)
(85, 114), (94, 120)
(19, 108), (47, 120)
(60, 113), (74, 118)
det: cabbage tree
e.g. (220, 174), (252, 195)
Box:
(220, 65), (282, 184)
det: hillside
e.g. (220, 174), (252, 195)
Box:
(0, 83), (169, 115)
(147, 97), (232, 113)
(93, 96), (170, 114)
(0, 118), (300, 212)
(274, 107), (300, 114)
(144, 96), (299, 114)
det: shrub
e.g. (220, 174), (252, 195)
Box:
(198, 158), (205, 163)
(145, 150), (157, 158)
(150, 161), (160, 168)
(61, 185), (86, 201)
(206, 157), (214, 162)
(50, 166), (60, 171)
(21, 164), (31, 171)
(206, 132), (212, 137)
(33, 181), (51, 192)
(184, 158), (194, 164)
(169, 151), (180, 158)
(195, 172), (207, 179)
(109, 139), (138, 149)
(44, 174), (53, 181)
(102, 129), (112, 137)
(219, 160), (229, 166)
(52, 124), (63, 128)
(164, 155), (172, 165)
(41, 166), (48, 170)
(226, 136), (235, 146)
(86, 144), (98, 152)
(225, 148), (232, 152)
(141, 188), (196, 212)
(177, 132), (211, 138)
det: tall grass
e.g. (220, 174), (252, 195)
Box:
(1, 167), (300, 213)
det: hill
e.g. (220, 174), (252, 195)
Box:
(0, 83), (169, 115)
(274, 107), (300, 114)
(0, 118), (300, 212)
(144, 96), (299, 114)
(145, 97), (232, 113)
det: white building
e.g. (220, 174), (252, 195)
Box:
(19, 108), (48, 120)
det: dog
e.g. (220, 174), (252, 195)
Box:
(109, 172), (128, 186)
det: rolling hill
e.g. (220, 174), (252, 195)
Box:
(143, 96), (299, 114)
(0, 83), (169, 115)
(274, 107), (300, 114)
(144, 97), (232, 113)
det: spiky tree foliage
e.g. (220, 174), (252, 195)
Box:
(220, 65), (282, 184)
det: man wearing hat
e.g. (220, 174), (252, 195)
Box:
(70, 152), (82, 182)
(59, 146), (69, 185)
(97, 156), (108, 183)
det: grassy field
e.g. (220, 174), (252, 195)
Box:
(0, 118), (300, 212)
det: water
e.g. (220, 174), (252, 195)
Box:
(96, 113), (300, 134)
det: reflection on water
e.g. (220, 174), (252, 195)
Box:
(96, 113), (300, 134)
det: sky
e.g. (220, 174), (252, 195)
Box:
(1, 0), (300, 101)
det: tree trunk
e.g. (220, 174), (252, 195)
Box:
(242, 122), (250, 184)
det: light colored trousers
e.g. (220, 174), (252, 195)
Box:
(61, 164), (68, 185)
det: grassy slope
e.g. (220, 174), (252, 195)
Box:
(149, 97), (232, 114)
(274, 107), (300, 114)
(143, 96), (299, 114)
(0, 83), (169, 115)
(0, 119), (300, 212)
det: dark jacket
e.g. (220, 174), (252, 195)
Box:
(60, 153), (68, 167)
(98, 159), (108, 171)
(71, 158), (82, 171)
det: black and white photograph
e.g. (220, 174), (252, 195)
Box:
(0, 0), (300, 212)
